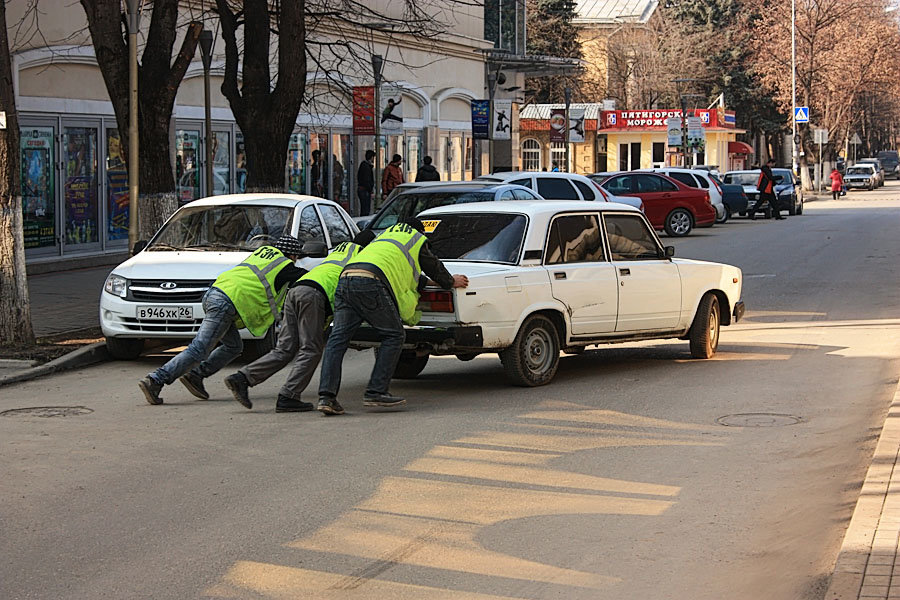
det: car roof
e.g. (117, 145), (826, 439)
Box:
(181, 193), (330, 208)
(418, 199), (639, 217)
(479, 171), (593, 181)
(393, 181), (486, 190)
(399, 183), (511, 195)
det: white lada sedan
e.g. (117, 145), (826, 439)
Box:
(352, 200), (745, 386)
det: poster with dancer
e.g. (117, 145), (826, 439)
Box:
(493, 100), (512, 141)
(380, 86), (404, 134)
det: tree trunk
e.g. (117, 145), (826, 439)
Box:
(137, 112), (177, 239)
(0, 0), (35, 345)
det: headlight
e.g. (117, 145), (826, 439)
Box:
(104, 274), (127, 297)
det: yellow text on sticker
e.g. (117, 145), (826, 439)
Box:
(422, 219), (441, 233)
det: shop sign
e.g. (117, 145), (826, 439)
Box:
(352, 86), (375, 136)
(603, 110), (683, 128)
(493, 100), (512, 140)
(471, 100), (490, 140)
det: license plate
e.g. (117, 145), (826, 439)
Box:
(137, 305), (193, 320)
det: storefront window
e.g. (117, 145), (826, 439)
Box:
(287, 132), (305, 194)
(236, 131), (247, 193)
(331, 133), (351, 211)
(212, 131), (231, 195)
(105, 128), (129, 241)
(522, 138), (541, 171)
(405, 132), (422, 183)
(450, 134), (463, 181)
(20, 126), (56, 250)
(176, 129), (200, 203)
(63, 126), (99, 246)
(309, 133), (328, 198)
(464, 136), (473, 180)
(550, 142), (566, 172)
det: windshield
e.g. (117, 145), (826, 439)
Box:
(772, 169), (794, 184)
(723, 172), (759, 185)
(427, 213), (527, 264)
(877, 151), (898, 164)
(847, 166), (873, 175)
(371, 191), (496, 231)
(148, 204), (293, 251)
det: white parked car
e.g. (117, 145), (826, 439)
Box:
(351, 200), (745, 386)
(647, 167), (728, 224)
(100, 194), (358, 360)
(844, 164), (878, 191)
(476, 171), (645, 212)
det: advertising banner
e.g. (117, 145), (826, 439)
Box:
(106, 129), (129, 241)
(352, 86), (375, 136)
(549, 108), (566, 142)
(471, 100), (490, 140)
(568, 108), (586, 143)
(20, 127), (56, 249)
(687, 116), (705, 148)
(666, 117), (683, 146)
(493, 100), (512, 140)
(380, 86), (404, 134)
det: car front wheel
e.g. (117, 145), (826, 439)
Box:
(664, 208), (694, 237)
(500, 314), (560, 387)
(788, 195), (796, 216)
(393, 351), (429, 379)
(105, 337), (144, 360)
(689, 293), (720, 359)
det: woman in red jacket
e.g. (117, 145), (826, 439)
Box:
(829, 167), (844, 200)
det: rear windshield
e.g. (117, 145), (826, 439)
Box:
(148, 204), (292, 251)
(426, 213), (527, 264)
(371, 192), (496, 231)
(723, 172), (758, 185)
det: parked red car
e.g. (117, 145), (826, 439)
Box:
(596, 172), (716, 237)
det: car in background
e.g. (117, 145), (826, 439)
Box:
(348, 200), (744, 386)
(711, 174), (750, 218)
(478, 171), (644, 211)
(844, 163), (878, 191)
(647, 167), (728, 224)
(355, 181), (487, 228)
(100, 194), (357, 360)
(771, 168), (804, 215)
(722, 171), (769, 218)
(857, 158), (886, 187)
(361, 183), (541, 234)
(594, 171), (716, 237)
(876, 151), (899, 179)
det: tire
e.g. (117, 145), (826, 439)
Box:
(242, 326), (276, 361)
(664, 208), (693, 237)
(715, 208), (729, 224)
(393, 351), (429, 379)
(796, 199), (803, 215)
(689, 293), (720, 359)
(788, 196), (796, 216)
(105, 337), (144, 360)
(499, 314), (560, 387)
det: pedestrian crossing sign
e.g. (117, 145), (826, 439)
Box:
(794, 107), (809, 123)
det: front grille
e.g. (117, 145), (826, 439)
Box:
(120, 317), (204, 334)
(128, 279), (213, 303)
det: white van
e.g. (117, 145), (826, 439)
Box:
(100, 194), (358, 359)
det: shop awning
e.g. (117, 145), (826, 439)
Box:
(729, 141), (754, 155)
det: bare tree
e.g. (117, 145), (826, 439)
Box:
(80, 0), (202, 238)
(0, 0), (33, 345)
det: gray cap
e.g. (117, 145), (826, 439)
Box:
(274, 234), (303, 256)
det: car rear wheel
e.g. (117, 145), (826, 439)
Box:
(105, 337), (144, 360)
(664, 208), (694, 237)
(715, 208), (729, 224)
(393, 351), (429, 379)
(689, 293), (720, 359)
(500, 314), (560, 387)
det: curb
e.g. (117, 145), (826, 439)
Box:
(824, 380), (900, 599)
(0, 341), (110, 387)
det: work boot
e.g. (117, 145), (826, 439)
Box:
(138, 376), (164, 405)
(224, 372), (252, 410)
(362, 392), (406, 408)
(275, 394), (315, 413)
(317, 397), (345, 416)
(179, 371), (209, 400)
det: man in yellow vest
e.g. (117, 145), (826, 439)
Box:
(223, 230), (376, 412)
(138, 235), (306, 406)
(317, 218), (468, 415)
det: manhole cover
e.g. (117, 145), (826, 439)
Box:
(0, 406), (93, 418)
(716, 413), (803, 427)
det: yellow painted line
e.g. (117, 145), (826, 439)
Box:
(426, 445), (561, 465)
(521, 406), (717, 431)
(455, 431), (721, 453)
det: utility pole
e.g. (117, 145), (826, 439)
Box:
(199, 29), (213, 197)
(791, 0), (798, 176)
(372, 54), (383, 208)
(564, 86), (571, 172)
(125, 0), (140, 249)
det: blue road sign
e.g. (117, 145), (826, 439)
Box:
(794, 107), (809, 123)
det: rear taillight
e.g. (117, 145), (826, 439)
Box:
(593, 181), (610, 201)
(704, 191), (711, 204)
(712, 179), (722, 194)
(418, 289), (454, 313)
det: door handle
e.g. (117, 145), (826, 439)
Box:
(554, 272), (566, 280)
(619, 268), (631, 276)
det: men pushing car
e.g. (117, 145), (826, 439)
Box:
(316, 218), (469, 415)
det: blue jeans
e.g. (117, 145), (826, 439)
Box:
(149, 288), (243, 385)
(318, 277), (405, 399)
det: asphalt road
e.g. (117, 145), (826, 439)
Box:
(3, 183), (900, 600)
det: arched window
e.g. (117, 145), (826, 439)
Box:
(522, 138), (542, 171)
(550, 142), (567, 171)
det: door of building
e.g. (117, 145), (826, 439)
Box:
(210, 127), (233, 195)
(61, 120), (101, 255)
(103, 126), (130, 248)
(20, 120), (59, 258)
(175, 125), (202, 203)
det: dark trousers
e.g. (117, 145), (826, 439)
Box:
(749, 192), (778, 218)
(318, 276), (405, 400)
(357, 187), (372, 216)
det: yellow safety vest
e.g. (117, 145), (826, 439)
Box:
(212, 245), (292, 336)
(298, 242), (361, 310)
(347, 223), (426, 325)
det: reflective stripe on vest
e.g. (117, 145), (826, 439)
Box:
(235, 255), (290, 322)
(368, 232), (424, 285)
(298, 243), (360, 308)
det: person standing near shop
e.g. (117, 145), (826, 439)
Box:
(749, 158), (781, 220)
(415, 156), (440, 182)
(224, 230), (376, 412)
(138, 236), (307, 406)
(357, 150), (375, 216)
(316, 218), (469, 415)
(382, 154), (404, 198)
(830, 167), (844, 200)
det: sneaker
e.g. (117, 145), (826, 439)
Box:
(317, 397), (345, 415)
(224, 372), (252, 410)
(362, 392), (406, 408)
(179, 371), (209, 400)
(139, 376), (164, 405)
(275, 394), (315, 413)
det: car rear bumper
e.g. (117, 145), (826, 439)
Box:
(733, 301), (745, 323)
(350, 324), (484, 352)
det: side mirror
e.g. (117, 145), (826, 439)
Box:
(301, 240), (328, 258)
(664, 246), (675, 258)
(132, 240), (148, 255)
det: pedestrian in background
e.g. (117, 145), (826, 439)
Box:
(138, 236), (307, 406)
(750, 158), (781, 220)
(357, 150), (375, 216)
(382, 154), (404, 198)
(830, 167), (844, 200)
(225, 230), (376, 412)
(316, 218), (468, 415)
(415, 156), (440, 182)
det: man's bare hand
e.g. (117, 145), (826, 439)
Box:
(452, 274), (469, 288)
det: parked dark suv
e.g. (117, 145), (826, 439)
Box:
(877, 151), (899, 180)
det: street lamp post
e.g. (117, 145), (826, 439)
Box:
(199, 29), (214, 197)
(564, 86), (571, 172)
(372, 53), (384, 208)
(125, 0), (140, 249)
(791, 0), (798, 176)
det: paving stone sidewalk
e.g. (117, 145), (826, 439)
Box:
(27, 265), (111, 336)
